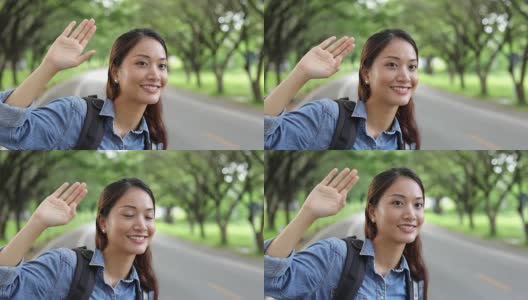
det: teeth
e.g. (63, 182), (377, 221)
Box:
(129, 236), (146, 241)
(392, 87), (409, 92)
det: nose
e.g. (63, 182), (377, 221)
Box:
(133, 216), (148, 231)
(147, 64), (161, 81)
(403, 203), (416, 221)
(397, 66), (411, 83)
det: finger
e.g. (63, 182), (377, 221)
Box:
(80, 25), (96, 47)
(334, 40), (355, 60)
(341, 174), (360, 194)
(319, 36), (337, 49)
(332, 38), (354, 58)
(70, 184), (88, 207)
(77, 19), (95, 43)
(77, 50), (96, 64)
(336, 169), (358, 192)
(51, 182), (69, 198)
(59, 182), (80, 201)
(65, 183), (85, 205)
(62, 21), (76, 37)
(70, 19), (88, 39)
(329, 168), (351, 188)
(320, 168), (338, 186)
(326, 36), (348, 54)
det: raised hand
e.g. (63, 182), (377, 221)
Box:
(294, 36), (355, 80)
(42, 19), (97, 72)
(31, 182), (88, 228)
(301, 168), (359, 219)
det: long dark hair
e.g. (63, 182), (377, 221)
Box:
(96, 178), (159, 300)
(358, 29), (421, 149)
(106, 29), (168, 149)
(364, 168), (428, 299)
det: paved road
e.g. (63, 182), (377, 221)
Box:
(301, 214), (528, 300)
(300, 73), (528, 150)
(37, 69), (263, 150)
(37, 224), (263, 300)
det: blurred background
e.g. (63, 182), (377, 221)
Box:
(0, 0), (265, 149)
(0, 150), (264, 300)
(264, 150), (528, 299)
(264, 0), (528, 150)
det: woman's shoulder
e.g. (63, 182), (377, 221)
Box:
(34, 247), (77, 268)
(305, 237), (347, 258)
(298, 98), (339, 117)
(45, 96), (87, 115)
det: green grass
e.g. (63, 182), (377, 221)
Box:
(425, 209), (527, 248)
(157, 220), (261, 258)
(420, 72), (528, 110)
(0, 211), (95, 249)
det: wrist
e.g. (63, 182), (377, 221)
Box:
(27, 215), (48, 233)
(39, 60), (61, 76)
(291, 65), (311, 84)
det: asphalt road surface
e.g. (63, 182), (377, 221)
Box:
(299, 73), (528, 150)
(301, 213), (528, 300)
(37, 224), (263, 300)
(37, 69), (263, 150)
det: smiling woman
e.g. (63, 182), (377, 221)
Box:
(0, 19), (168, 150)
(264, 167), (429, 300)
(264, 29), (421, 150)
(0, 178), (158, 300)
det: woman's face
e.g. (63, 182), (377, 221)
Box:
(364, 38), (418, 106)
(114, 37), (168, 105)
(100, 187), (156, 255)
(369, 176), (424, 245)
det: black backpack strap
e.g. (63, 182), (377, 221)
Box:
(66, 247), (96, 300)
(74, 96), (106, 150)
(329, 98), (358, 150)
(405, 268), (418, 300)
(332, 236), (366, 300)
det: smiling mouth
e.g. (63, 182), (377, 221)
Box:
(397, 224), (417, 233)
(391, 86), (411, 94)
(140, 84), (161, 93)
(127, 235), (148, 242)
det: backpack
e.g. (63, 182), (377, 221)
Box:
(73, 96), (152, 150)
(65, 247), (148, 300)
(328, 98), (404, 150)
(332, 236), (418, 300)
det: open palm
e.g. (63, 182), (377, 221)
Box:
(43, 19), (97, 72)
(32, 182), (88, 228)
(302, 168), (359, 218)
(296, 36), (355, 79)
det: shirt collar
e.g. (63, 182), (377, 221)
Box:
(100, 98), (149, 134)
(359, 238), (410, 273)
(89, 248), (141, 284)
(351, 100), (403, 138)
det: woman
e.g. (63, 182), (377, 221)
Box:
(0, 178), (159, 299)
(264, 167), (428, 299)
(264, 29), (420, 150)
(0, 19), (168, 150)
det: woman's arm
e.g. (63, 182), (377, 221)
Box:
(264, 36), (355, 116)
(0, 182), (87, 266)
(5, 19), (96, 108)
(265, 168), (359, 257)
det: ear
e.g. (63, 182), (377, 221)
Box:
(368, 205), (376, 223)
(361, 68), (370, 84)
(98, 216), (107, 233)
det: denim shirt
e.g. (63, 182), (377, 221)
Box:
(264, 237), (424, 300)
(264, 99), (414, 150)
(0, 247), (153, 300)
(0, 89), (162, 150)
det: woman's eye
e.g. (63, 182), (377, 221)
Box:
(123, 214), (134, 218)
(409, 65), (418, 71)
(386, 62), (398, 68)
(392, 200), (403, 206)
(415, 202), (424, 208)
(136, 61), (147, 66)
(159, 64), (167, 70)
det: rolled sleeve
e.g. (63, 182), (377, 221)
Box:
(0, 248), (75, 300)
(0, 94), (86, 150)
(264, 237), (346, 299)
(264, 99), (338, 150)
(0, 89), (37, 128)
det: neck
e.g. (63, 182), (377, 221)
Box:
(113, 96), (147, 138)
(371, 236), (406, 277)
(102, 247), (136, 288)
(364, 98), (398, 139)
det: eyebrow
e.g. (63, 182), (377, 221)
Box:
(383, 56), (418, 62)
(133, 54), (167, 61)
(119, 205), (155, 211)
(389, 193), (423, 200)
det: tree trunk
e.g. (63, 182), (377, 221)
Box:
(164, 206), (174, 224)
(214, 70), (224, 94)
(199, 221), (206, 238)
(468, 211), (475, 229)
(478, 73), (488, 96)
(514, 83), (526, 105)
(488, 214), (497, 237)
(219, 223), (228, 245)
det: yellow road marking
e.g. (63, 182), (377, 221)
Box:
(206, 133), (240, 149)
(207, 282), (242, 300)
(478, 274), (512, 291)
(468, 134), (501, 150)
